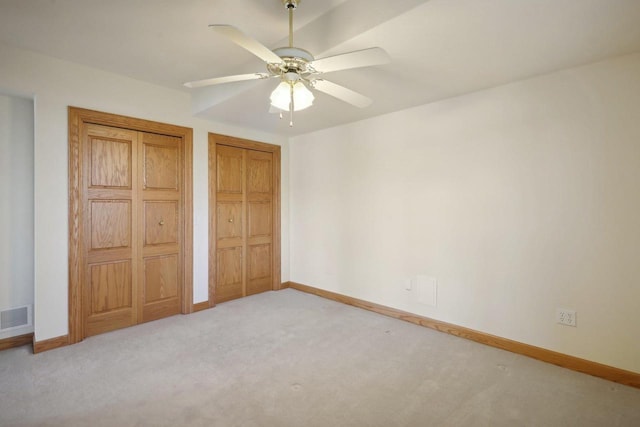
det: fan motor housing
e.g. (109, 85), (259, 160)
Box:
(268, 47), (315, 77)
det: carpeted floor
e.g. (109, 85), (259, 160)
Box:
(1, 289), (639, 426)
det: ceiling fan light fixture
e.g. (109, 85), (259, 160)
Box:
(270, 81), (292, 111)
(184, 0), (388, 124)
(293, 81), (314, 110)
(270, 81), (314, 112)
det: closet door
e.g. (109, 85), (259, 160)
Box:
(139, 132), (183, 322)
(213, 143), (275, 303)
(81, 126), (185, 337)
(215, 145), (245, 303)
(83, 124), (138, 337)
(246, 150), (273, 296)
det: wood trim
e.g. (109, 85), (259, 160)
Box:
(272, 146), (282, 291)
(68, 107), (195, 345)
(0, 333), (34, 351)
(193, 301), (210, 313)
(208, 133), (282, 304)
(279, 282), (290, 289)
(68, 109), (83, 343)
(182, 123), (194, 314)
(207, 136), (217, 308)
(33, 334), (70, 354)
(286, 281), (640, 389)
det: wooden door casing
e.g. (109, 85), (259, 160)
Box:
(68, 107), (193, 344)
(209, 134), (281, 306)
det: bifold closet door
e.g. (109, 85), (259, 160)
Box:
(215, 145), (274, 303)
(83, 124), (138, 336)
(82, 124), (183, 337)
(139, 132), (183, 323)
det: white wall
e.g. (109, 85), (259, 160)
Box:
(0, 93), (34, 339)
(290, 53), (640, 373)
(0, 42), (290, 342)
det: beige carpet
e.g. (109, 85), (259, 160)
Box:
(1, 289), (639, 426)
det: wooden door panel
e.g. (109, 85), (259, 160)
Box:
(247, 152), (272, 195)
(247, 244), (271, 296)
(86, 260), (134, 337)
(217, 202), (242, 240)
(143, 143), (179, 190)
(216, 247), (243, 302)
(90, 135), (132, 188)
(216, 146), (243, 193)
(144, 201), (178, 246)
(144, 255), (178, 303)
(141, 253), (181, 322)
(90, 200), (131, 250)
(90, 261), (132, 314)
(248, 201), (271, 238)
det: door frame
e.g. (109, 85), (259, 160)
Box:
(68, 107), (193, 344)
(208, 133), (282, 307)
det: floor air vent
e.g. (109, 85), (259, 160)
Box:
(0, 305), (31, 331)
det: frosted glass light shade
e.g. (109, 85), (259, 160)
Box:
(292, 82), (314, 111)
(269, 82), (291, 111)
(269, 81), (314, 111)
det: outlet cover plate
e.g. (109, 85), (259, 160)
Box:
(556, 308), (577, 327)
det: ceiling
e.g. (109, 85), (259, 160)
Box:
(1, 0), (640, 136)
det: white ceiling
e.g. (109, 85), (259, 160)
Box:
(2, 0), (640, 136)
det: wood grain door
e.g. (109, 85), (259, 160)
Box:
(246, 150), (274, 296)
(81, 125), (184, 337)
(215, 145), (245, 303)
(139, 132), (183, 322)
(211, 135), (280, 304)
(83, 124), (138, 336)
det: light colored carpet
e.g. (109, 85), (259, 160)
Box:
(1, 289), (639, 426)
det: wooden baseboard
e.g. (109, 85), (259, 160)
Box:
(279, 282), (290, 289)
(285, 281), (640, 389)
(193, 301), (210, 312)
(0, 333), (34, 351)
(33, 334), (69, 354)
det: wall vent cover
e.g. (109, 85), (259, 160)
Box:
(0, 305), (31, 331)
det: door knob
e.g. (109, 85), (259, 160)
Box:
(159, 219), (165, 226)
(228, 218), (234, 223)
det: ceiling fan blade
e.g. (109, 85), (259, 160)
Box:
(311, 47), (390, 74)
(210, 25), (283, 64)
(184, 73), (270, 89)
(313, 80), (372, 108)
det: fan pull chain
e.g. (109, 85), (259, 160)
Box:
(289, 83), (294, 127)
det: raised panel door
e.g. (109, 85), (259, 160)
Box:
(83, 124), (138, 337)
(246, 150), (273, 297)
(139, 132), (182, 323)
(213, 143), (274, 303)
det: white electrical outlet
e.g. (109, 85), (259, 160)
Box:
(556, 308), (577, 327)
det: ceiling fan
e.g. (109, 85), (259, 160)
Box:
(184, 0), (391, 126)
